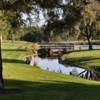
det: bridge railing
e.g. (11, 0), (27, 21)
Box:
(40, 44), (75, 51)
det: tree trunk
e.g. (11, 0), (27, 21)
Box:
(12, 34), (15, 43)
(0, 35), (4, 88)
(87, 36), (93, 50)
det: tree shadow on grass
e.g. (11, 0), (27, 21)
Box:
(63, 56), (100, 65)
(1, 79), (100, 100)
(2, 49), (26, 52)
(62, 56), (100, 71)
(3, 58), (25, 64)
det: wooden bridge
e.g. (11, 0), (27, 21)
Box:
(38, 43), (76, 57)
(40, 43), (75, 51)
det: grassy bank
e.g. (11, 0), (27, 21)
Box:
(62, 50), (100, 72)
(67, 40), (100, 45)
(0, 41), (100, 100)
(49, 40), (100, 45)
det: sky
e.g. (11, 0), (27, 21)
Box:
(21, 9), (46, 27)
(21, 0), (67, 27)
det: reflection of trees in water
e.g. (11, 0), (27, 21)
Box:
(58, 67), (62, 73)
(77, 70), (100, 81)
(29, 56), (39, 66)
(46, 67), (49, 71)
(26, 56), (100, 81)
(70, 68), (78, 76)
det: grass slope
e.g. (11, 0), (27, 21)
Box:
(0, 41), (100, 100)
(62, 50), (100, 72)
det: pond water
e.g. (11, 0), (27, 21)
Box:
(29, 45), (100, 77)
(30, 57), (85, 75)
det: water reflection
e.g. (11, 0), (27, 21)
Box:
(29, 45), (100, 80)
(30, 57), (85, 75)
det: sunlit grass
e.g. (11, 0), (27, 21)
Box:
(62, 50), (100, 72)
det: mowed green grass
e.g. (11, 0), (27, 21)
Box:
(0, 41), (100, 100)
(62, 50), (100, 72)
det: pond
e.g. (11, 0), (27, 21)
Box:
(29, 45), (100, 80)
(30, 45), (100, 75)
(30, 56), (85, 76)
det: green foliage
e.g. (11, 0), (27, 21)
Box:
(0, 11), (11, 37)
(20, 27), (44, 42)
(0, 0), (99, 42)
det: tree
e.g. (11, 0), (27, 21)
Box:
(0, 0), (33, 88)
(44, 0), (100, 50)
(0, 11), (11, 88)
(20, 27), (44, 42)
(0, 0), (36, 88)
(43, 0), (89, 41)
(77, 0), (100, 50)
(0, 0), (61, 88)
